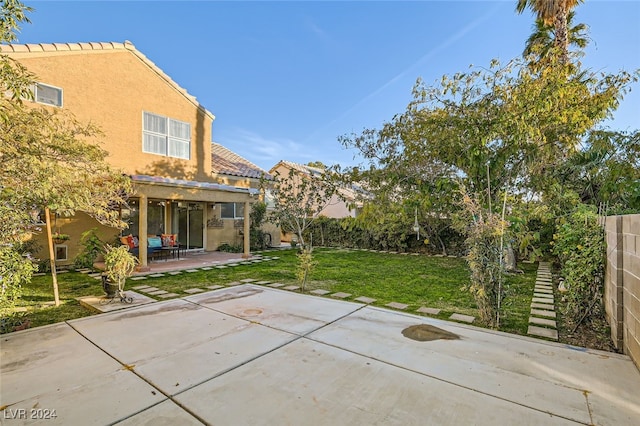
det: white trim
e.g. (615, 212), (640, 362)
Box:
(54, 244), (68, 261)
(34, 82), (63, 107)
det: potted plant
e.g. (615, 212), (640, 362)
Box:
(102, 244), (138, 299)
(51, 232), (70, 245)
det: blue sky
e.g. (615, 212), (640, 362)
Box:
(14, 1), (640, 171)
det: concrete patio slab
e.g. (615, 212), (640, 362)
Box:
(309, 306), (640, 425)
(2, 285), (639, 425)
(184, 285), (362, 336)
(0, 323), (164, 424)
(68, 298), (298, 396)
(77, 291), (155, 313)
(174, 338), (574, 425)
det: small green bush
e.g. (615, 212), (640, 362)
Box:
(0, 246), (36, 317)
(218, 243), (243, 253)
(553, 204), (604, 327)
(73, 228), (104, 269)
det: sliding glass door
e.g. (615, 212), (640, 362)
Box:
(171, 202), (203, 250)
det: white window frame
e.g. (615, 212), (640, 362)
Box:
(34, 82), (63, 107)
(54, 245), (68, 261)
(142, 111), (191, 160)
(220, 202), (245, 219)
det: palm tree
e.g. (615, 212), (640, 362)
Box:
(523, 11), (589, 69)
(516, 0), (584, 65)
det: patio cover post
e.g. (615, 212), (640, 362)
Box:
(139, 194), (148, 267)
(242, 200), (250, 258)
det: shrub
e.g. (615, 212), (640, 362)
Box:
(218, 243), (243, 253)
(0, 246), (36, 317)
(553, 204), (604, 328)
(73, 228), (104, 269)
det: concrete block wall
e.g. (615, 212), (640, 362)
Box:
(605, 215), (640, 369)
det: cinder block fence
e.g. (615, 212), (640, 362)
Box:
(605, 215), (640, 369)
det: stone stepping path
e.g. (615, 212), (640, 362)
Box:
(158, 293), (179, 299)
(310, 289), (330, 295)
(386, 302), (408, 310)
(417, 307), (441, 315)
(283, 285), (300, 291)
(267, 283), (285, 288)
(331, 292), (352, 299)
(527, 262), (558, 341)
(449, 313), (475, 324)
(354, 296), (376, 304)
(183, 288), (204, 294)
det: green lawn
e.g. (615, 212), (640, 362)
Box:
(7, 248), (537, 336)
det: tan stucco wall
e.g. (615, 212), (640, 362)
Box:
(6, 48), (213, 181)
(6, 46), (266, 262)
(605, 214), (640, 371)
(30, 212), (120, 267)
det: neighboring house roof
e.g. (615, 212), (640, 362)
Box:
(211, 143), (272, 180)
(0, 41), (214, 121)
(270, 160), (368, 204)
(271, 160), (325, 178)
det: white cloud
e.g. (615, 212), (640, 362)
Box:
(222, 127), (308, 169)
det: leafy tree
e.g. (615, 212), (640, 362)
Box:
(339, 53), (637, 325)
(554, 129), (640, 213)
(0, 1), (132, 308)
(267, 167), (338, 250)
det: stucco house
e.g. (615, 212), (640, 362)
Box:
(269, 160), (364, 219)
(210, 142), (280, 248)
(1, 41), (258, 267)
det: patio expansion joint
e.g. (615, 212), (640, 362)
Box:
(63, 320), (210, 425)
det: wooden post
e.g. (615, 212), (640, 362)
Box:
(44, 207), (60, 307)
(242, 200), (251, 258)
(139, 194), (148, 267)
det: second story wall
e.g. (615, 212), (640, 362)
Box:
(4, 42), (214, 182)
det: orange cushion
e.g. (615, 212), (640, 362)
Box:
(161, 234), (176, 247)
(126, 235), (135, 249)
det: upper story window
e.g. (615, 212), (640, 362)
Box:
(142, 111), (191, 160)
(34, 83), (63, 107)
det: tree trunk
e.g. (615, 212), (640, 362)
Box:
(44, 207), (60, 307)
(554, 9), (569, 65)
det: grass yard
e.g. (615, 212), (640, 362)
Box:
(6, 248), (537, 336)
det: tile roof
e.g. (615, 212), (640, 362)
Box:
(270, 160), (368, 203)
(211, 143), (272, 180)
(0, 41), (214, 120)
